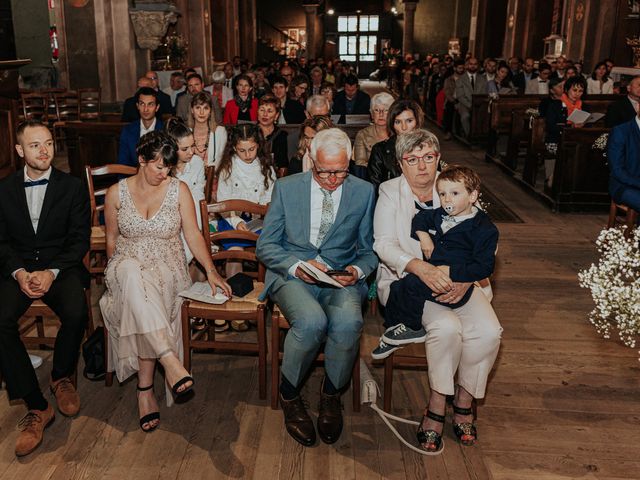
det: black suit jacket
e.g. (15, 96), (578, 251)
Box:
(332, 90), (371, 116)
(121, 89), (174, 123)
(606, 97), (637, 128)
(0, 168), (90, 284)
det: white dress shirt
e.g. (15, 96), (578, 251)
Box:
(162, 85), (185, 107)
(13, 167), (58, 279)
(139, 118), (157, 137)
(287, 177), (364, 279)
(205, 126), (228, 168)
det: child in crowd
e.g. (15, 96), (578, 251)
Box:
(214, 123), (276, 331)
(372, 165), (499, 359)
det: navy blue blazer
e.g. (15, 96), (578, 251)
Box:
(608, 118), (640, 202)
(121, 90), (174, 123)
(256, 171), (378, 299)
(411, 207), (499, 283)
(332, 90), (371, 117)
(117, 119), (164, 167)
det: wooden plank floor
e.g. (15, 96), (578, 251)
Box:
(2, 133), (639, 480)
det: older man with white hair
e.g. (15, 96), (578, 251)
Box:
(305, 94), (332, 117)
(257, 128), (377, 447)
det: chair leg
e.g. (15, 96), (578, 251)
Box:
(383, 353), (394, 412)
(36, 315), (47, 350)
(352, 354), (360, 412)
(271, 317), (281, 410)
(181, 301), (192, 373)
(607, 200), (618, 229)
(257, 307), (267, 400)
(103, 325), (113, 387)
(625, 209), (638, 239)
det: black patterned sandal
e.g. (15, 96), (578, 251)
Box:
(452, 404), (477, 446)
(137, 384), (160, 433)
(416, 409), (445, 452)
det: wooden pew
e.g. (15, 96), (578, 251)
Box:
(65, 121), (125, 178)
(550, 126), (611, 212)
(63, 121), (371, 179)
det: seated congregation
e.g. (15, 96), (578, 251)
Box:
(3, 52), (639, 460)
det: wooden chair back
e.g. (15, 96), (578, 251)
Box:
(205, 165), (216, 203)
(85, 164), (137, 226)
(54, 91), (79, 122)
(20, 92), (49, 122)
(78, 88), (101, 120)
(199, 199), (268, 281)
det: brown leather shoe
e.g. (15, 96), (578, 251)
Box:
(317, 391), (343, 444)
(15, 405), (55, 457)
(280, 394), (316, 447)
(50, 377), (80, 417)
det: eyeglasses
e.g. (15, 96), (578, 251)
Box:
(402, 153), (439, 166)
(314, 168), (349, 179)
(372, 108), (389, 115)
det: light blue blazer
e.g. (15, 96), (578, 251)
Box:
(256, 171), (378, 300)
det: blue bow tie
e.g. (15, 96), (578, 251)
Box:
(442, 214), (459, 223)
(24, 179), (49, 188)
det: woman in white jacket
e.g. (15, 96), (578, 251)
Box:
(372, 129), (501, 453)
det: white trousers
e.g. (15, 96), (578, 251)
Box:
(421, 288), (502, 398)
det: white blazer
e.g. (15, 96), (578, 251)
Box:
(373, 174), (440, 305)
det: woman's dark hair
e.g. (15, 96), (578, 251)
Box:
(295, 115), (334, 158)
(386, 99), (425, 136)
(288, 74), (310, 100)
(258, 94), (281, 113)
(216, 123), (273, 190)
(136, 131), (178, 167)
(234, 73), (254, 93)
(591, 61), (609, 82)
(164, 117), (192, 142)
(564, 75), (587, 93)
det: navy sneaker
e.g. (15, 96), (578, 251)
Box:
(382, 324), (427, 345)
(371, 338), (401, 360)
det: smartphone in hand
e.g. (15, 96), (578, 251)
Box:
(325, 269), (351, 277)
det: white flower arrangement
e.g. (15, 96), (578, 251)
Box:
(578, 227), (640, 354)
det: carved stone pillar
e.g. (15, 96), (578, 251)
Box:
(303, 2), (319, 59)
(129, 5), (178, 50)
(402, 1), (418, 56)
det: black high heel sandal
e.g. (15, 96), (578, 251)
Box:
(452, 404), (477, 446)
(171, 376), (195, 398)
(137, 384), (160, 433)
(416, 409), (445, 452)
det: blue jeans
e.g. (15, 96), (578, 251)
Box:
(271, 278), (366, 390)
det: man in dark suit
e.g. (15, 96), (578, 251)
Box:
(608, 110), (640, 211)
(606, 75), (640, 128)
(332, 74), (371, 121)
(118, 87), (164, 167)
(0, 120), (90, 457)
(257, 128), (377, 447)
(455, 57), (488, 137)
(121, 74), (173, 123)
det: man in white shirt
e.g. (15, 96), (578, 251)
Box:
(525, 63), (552, 95)
(162, 72), (186, 108)
(257, 128), (377, 448)
(0, 120), (90, 457)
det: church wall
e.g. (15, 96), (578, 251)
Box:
(63, 1), (100, 90)
(10, 0), (52, 88)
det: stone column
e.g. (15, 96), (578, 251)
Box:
(303, 2), (320, 59)
(402, 1), (418, 57)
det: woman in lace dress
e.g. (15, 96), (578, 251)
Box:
(100, 131), (230, 432)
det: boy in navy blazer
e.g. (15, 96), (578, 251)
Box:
(118, 87), (164, 167)
(373, 165), (498, 358)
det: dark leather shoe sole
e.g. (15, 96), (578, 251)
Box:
(285, 424), (316, 447)
(317, 421), (343, 444)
